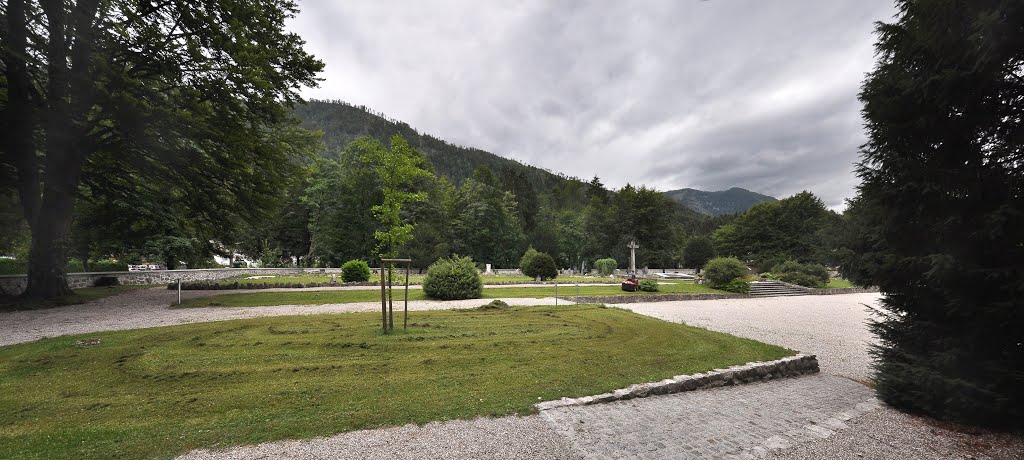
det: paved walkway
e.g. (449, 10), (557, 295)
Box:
(0, 287), (572, 347)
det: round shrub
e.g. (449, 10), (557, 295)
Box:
(703, 257), (748, 289)
(341, 259), (371, 282)
(519, 247), (540, 275)
(423, 255), (482, 300)
(525, 252), (557, 280)
(638, 279), (659, 292)
(594, 258), (617, 276)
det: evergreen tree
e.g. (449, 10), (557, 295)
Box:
(850, 0), (1024, 427)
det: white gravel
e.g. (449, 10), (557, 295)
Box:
(0, 287), (573, 347)
(614, 293), (882, 381)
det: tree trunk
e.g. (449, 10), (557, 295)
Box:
(24, 212), (75, 299)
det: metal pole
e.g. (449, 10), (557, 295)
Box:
(177, 278), (181, 305)
(555, 282), (558, 306)
(387, 262), (394, 331)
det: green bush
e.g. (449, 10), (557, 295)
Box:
(0, 258), (27, 275)
(524, 252), (557, 280)
(772, 260), (829, 288)
(779, 272), (823, 288)
(638, 279), (659, 292)
(722, 278), (751, 294)
(341, 260), (371, 282)
(519, 247), (540, 275)
(91, 260), (129, 272)
(594, 258), (617, 276)
(422, 255), (482, 300)
(703, 257), (748, 289)
(66, 259), (85, 273)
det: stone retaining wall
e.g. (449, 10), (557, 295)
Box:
(0, 268), (342, 296)
(563, 293), (744, 304)
(535, 354), (819, 411)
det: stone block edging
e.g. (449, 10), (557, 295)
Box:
(560, 293), (745, 304)
(534, 354), (819, 411)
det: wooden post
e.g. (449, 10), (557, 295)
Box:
(381, 259), (413, 332)
(387, 262), (394, 331)
(380, 266), (387, 333)
(403, 261), (410, 329)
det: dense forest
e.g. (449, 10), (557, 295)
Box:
(1, 99), (841, 273)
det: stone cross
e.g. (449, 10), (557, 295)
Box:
(627, 240), (639, 273)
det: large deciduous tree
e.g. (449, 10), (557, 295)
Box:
(0, 0), (322, 298)
(850, 0), (1023, 427)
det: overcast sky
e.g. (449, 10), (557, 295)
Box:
(288, 0), (897, 210)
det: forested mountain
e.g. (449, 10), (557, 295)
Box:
(294, 100), (568, 192)
(664, 187), (777, 216)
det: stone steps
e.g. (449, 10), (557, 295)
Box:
(749, 281), (810, 297)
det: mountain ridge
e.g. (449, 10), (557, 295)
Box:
(664, 187), (778, 216)
(293, 100), (770, 216)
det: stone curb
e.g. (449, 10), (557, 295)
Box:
(560, 293), (746, 304)
(534, 354), (820, 411)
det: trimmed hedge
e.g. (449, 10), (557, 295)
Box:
(422, 255), (482, 300)
(703, 257), (748, 289)
(524, 252), (557, 280)
(638, 279), (659, 292)
(341, 259), (371, 282)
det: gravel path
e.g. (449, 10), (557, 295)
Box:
(614, 293), (881, 381)
(0, 287), (572, 347)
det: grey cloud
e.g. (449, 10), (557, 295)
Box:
(290, 0), (897, 210)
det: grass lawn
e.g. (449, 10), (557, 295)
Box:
(0, 285), (152, 312)
(179, 281), (725, 308)
(0, 305), (792, 459)
(825, 278), (854, 288)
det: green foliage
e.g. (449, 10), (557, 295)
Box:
(702, 257), (748, 289)
(90, 260), (129, 272)
(771, 260), (829, 288)
(2, 0), (323, 298)
(721, 278), (750, 294)
(638, 279), (659, 292)
(682, 237), (715, 271)
(850, 0), (1024, 427)
(0, 258), (27, 275)
(341, 260), (371, 283)
(422, 256), (483, 300)
(66, 259), (86, 273)
(524, 252), (558, 281)
(519, 247), (540, 275)
(594, 258), (617, 276)
(368, 135), (435, 259)
(778, 272), (822, 289)
(712, 191), (841, 270)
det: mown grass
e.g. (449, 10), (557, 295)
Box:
(179, 281), (724, 308)
(0, 305), (792, 460)
(825, 278), (854, 288)
(0, 285), (152, 312)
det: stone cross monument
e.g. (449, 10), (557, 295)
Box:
(627, 240), (639, 273)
